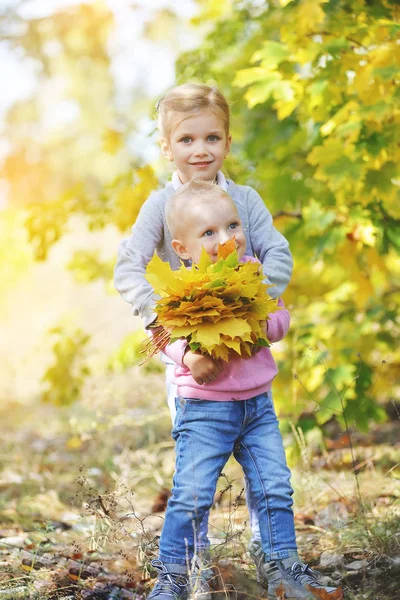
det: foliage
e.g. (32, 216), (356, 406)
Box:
(145, 240), (279, 361)
(0, 208), (33, 297)
(67, 250), (115, 284)
(107, 330), (164, 374)
(2, 0), (399, 432)
(175, 0), (400, 431)
(1, 1), (158, 258)
(42, 325), (91, 406)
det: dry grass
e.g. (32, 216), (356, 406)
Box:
(0, 360), (398, 599)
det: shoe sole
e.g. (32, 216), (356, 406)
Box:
(267, 583), (344, 600)
(267, 585), (344, 600)
(256, 568), (344, 600)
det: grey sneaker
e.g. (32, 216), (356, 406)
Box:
(148, 559), (189, 600)
(249, 542), (343, 599)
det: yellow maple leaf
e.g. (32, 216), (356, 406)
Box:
(222, 336), (242, 354)
(144, 244), (280, 361)
(145, 253), (180, 296)
(198, 246), (212, 272)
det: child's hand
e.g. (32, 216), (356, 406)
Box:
(148, 324), (171, 352)
(183, 350), (223, 385)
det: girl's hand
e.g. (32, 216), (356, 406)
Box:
(147, 324), (171, 351)
(183, 350), (223, 385)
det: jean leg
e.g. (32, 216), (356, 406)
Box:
(243, 473), (261, 543)
(241, 391), (277, 544)
(235, 393), (297, 560)
(159, 399), (242, 565)
(172, 398), (210, 553)
(197, 510), (210, 553)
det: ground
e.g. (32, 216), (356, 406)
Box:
(0, 364), (398, 600)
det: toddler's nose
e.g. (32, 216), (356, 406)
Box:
(219, 230), (230, 243)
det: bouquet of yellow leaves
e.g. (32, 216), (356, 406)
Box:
(144, 239), (281, 362)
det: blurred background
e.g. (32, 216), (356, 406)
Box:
(0, 1), (399, 598)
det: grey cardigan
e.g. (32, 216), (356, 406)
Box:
(114, 179), (293, 327)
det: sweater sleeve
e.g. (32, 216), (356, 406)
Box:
(267, 298), (290, 343)
(246, 187), (293, 299)
(113, 191), (165, 328)
(161, 338), (187, 366)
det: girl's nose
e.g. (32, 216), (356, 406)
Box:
(194, 141), (207, 156)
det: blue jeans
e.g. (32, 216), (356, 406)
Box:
(162, 357), (262, 546)
(158, 392), (297, 565)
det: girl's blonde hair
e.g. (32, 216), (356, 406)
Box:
(156, 83), (230, 140)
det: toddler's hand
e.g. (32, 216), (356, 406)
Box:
(183, 351), (223, 385)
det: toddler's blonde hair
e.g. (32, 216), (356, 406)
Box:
(156, 83), (230, 140)
(166, 178), (232, 239)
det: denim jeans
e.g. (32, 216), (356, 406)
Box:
(158, 392), (297, 565)
(162, 357), (262, 547)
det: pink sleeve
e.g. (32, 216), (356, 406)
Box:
(161, 338), (187, 366)
(266, 298), (290, 343)
(241, 258), (290, 342)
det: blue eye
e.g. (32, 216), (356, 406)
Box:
(207, 135), (220, 142)
(229, 222), (239, 230)
(203, 230), (214, 237)
(181, 136), (192, 143)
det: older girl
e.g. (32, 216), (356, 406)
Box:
(114, 83), (292, 593)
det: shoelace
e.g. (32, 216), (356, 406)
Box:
(290, 561), (322, 588)
(151, 560), (189, 598)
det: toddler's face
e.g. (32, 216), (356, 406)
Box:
(163, 109), (231, 184)
(175, 194), (246, 264)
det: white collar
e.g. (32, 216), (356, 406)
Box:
(171, 170), (228, 191)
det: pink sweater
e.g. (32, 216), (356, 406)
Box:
(162, 257), (290, 401)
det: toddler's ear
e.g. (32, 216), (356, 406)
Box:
(171, 239), (191, 260)
(160, 138), (173, 162)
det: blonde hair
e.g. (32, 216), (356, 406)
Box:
(166, 178), (232, 239)
(156, 83), (230, 140)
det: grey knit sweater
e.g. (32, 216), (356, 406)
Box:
(114, 178), (293, 327)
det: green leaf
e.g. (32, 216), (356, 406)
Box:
(233, 67), (272, 87)
(374, 65), (400, 81)
(251, 41), (290, 68)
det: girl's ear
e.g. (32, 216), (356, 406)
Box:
(224, 134), (232, 158)
(171, 239), (191, 260)
(160, 137), (174, 162)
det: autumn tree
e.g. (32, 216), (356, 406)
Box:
(2, 0), (399, 435)
(176, 0), (400, 433)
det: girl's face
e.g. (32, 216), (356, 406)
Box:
(162, 109), (231, 183)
